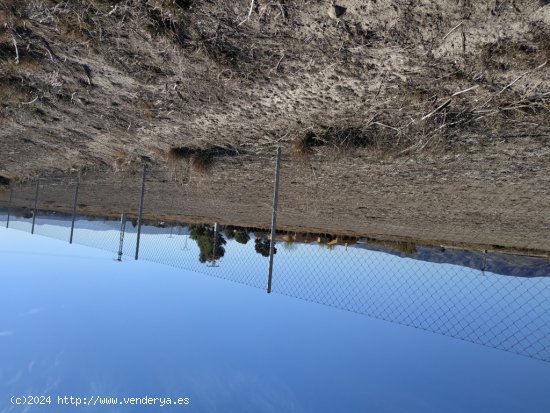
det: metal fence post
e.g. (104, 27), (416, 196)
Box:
(31, 180), (40, 234)
(6, 186), (13, 228)
(267, 147), (282, 293)
(118, 213), (126, 261)
(208, 222), (220, 267)
(135, 164), (147, 260)
(69, 177), (80, 244)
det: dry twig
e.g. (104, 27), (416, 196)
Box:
(498, 61), (547, 95)
(451, 85), (479, 97)
(421, 99), (452, 121)
(22, 97), (38, 105)
(274, 53), (285, 73)
(238, 0), (255, 26)
(441, 21), (463, 42)
(11, 35), (19, 64)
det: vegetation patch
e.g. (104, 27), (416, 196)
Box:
(168, 146), (241, 174)
(292, 126), (377, 157)
(189, 224), (226, 263)
(0, 175), (10, 186)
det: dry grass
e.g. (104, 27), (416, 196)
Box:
(479, 38), (543, 71)
(163, 147), (187, 183)
(291, 131), (321, 158)
(167, 145), (241, 175)
(168, 146), (195, 160)
(111, 149), (145, 175)
(292, 125), (395, 159)
(0, 38), (14, 61)
(0, 0), (549, 181)
(189, 152), (214, 174)
(165, 145), (214, 176)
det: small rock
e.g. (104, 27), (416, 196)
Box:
(328, 4), (347, 19)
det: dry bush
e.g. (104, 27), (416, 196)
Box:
(530, 21), (550, 61)
(0, 0), (25, 26)
(0, 81), (18, 104)
(0, 111), (10, 124)
(167, 146), (195, 160)
(132, 1), (259, 71)
(56, 17), (95, 43)
(0, 38), (14, 61)
(292, 125), (397, 159)
(398, 81), (436, 109)
(0, 77), (40, 105)
(111, 149), (145, 174)
(139, 99), (157, 121)
(479, 38), (543, 71)
(291, 130), (323, 158)
(0, 174), (10, 187)
(0, 27), (43, 66)
(189, 152), (214, 174)
(167, 145), (240, 175)
(168, 148), (213, 176)
(164, 147), (190, 183)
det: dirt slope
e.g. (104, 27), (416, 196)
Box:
(1, 0), (549, 181)
(1, 0), (549, 252)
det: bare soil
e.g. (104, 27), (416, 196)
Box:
(4, 150), (550, 255)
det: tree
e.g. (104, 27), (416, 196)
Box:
(255, 237), (276, 257)
(189, 224), (227, 263)
(234, 229), (250, 245)
(222, 225), (236, 240)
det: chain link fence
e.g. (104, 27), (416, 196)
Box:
(32, 177), (75, 242)
(3, 182), (35, 233)
(272, 242), (550, 361)
(0, 187), (9, 227)
(135, 154), (275, 288)
(1, 149), (549, 361)
(273, 149), (550, 362)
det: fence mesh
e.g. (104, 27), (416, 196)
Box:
(1, 150), (549, 361)
(273, 151), (550, 361)
(135, 157), (275, 288)
(272, 243), (550, 361)
(33, 177), (76, 242)
(0, 187), (9, 227)
(72, 170), (140, 256)
(5, 182), (34, 233)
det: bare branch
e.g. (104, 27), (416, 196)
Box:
(22, 97), (38, 105)
(441, 21), (463, 42)
(238, 0), (255, 27)
(451, 85), (479, 97)
(11, 35), (19, 64)
(274, 53), (285, 73)
(421, 99), (452, 121)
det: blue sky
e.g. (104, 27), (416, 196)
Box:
(1, 227), (550, 413)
